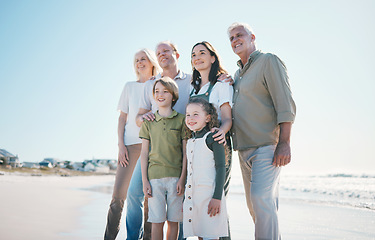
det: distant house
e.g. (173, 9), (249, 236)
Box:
(72, 162), (84, 171)
(43, 158), (59, 167)
(39, 161), (53, 168)
(85, 158), (117, 170)
(0, 149), (21, 167)
(22, 162), (40, 168)
(83, 161), (110, 173)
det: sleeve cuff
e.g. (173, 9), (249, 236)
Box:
(277, 111), (295, 124)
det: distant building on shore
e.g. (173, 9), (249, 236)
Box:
(0, 149), (21, 167)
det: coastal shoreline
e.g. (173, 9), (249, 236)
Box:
(1, 172), (374, 240)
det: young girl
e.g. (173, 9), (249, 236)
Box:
(139, 77), (187, 240)
(183, 98), (228, 240)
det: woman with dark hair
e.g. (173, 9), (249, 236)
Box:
(190, 41), (233, 239)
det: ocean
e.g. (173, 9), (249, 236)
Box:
(230, 171), (375, 211)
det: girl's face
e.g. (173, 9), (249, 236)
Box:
(191, 44), (215, 72)
(135, 51), (153, 76)
(185, 103), (210, 132)
(153, 82), (174, 108)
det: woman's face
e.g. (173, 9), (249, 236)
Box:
(191, 44), (215, 72)
(135, 51), (153, 76)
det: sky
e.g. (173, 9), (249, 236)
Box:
(1, 0), (374, 174)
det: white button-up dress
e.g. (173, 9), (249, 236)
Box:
(183, 132), (228, 238)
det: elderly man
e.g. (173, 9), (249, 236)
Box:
(228, 22), (296, 240)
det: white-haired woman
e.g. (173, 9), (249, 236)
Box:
(104, 49), (161, 240)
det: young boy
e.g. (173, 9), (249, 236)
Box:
(140, 77), (187, 240)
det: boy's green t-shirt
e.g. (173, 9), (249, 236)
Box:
(139, 110), (186, 180)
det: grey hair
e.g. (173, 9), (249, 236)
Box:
(227, 22), (254, 37)
(133, 48), (161, 79)
(156, 40), (179, 55)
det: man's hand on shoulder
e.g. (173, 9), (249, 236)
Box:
(218, 73), (234, 85)
(210, 127), (226, 145)
(142, 111), (156, 122)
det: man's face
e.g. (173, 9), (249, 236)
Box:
(156, 43), (178, 69)
(229, 26), (253, 56)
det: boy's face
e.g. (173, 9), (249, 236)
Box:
(153, 82), (174, 108)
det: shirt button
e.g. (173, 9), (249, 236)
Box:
(235, 89), (238, 92)
(189, 207), (192, 211)
(189, 219), (192, 222)
(163, 128), (166, 130)
(191, 150), (193, 153)
(188, 196), (191, 200)
(188, 185), (191, 188)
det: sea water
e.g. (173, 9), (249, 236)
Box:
(230, 171), (375, 211)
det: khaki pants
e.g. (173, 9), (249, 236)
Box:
(104, 144), (144, 240)
(238, 145), (281, 240)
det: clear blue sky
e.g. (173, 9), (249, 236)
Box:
(1, 0), (374, 174)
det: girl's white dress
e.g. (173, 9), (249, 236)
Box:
(183, 132), (228, 238)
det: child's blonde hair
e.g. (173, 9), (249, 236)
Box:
(152, 77), (179, 107)
(185, 98), (219, 139)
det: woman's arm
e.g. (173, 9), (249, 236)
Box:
(212, 102), (232, 144)
(118, 112), (129, 167)
(140, 139), (152, 197)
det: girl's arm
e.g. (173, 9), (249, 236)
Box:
(118, 112), (129, 167)
(140, 139), (152, 197)
(176, 139), (187, 195)
(207, 134), (226, 217)
(211, 102), (232, 144)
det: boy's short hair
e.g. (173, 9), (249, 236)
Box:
(153, 77), (179, 107)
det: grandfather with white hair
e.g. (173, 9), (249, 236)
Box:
(227, 22), (296, 240)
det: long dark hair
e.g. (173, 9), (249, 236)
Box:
(191, 41), (227, 94)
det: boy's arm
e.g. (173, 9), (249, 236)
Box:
(177, 139), (187, 195)
(140, 139), (152, 197)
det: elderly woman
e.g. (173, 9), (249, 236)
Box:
(104, 49), (160, 240)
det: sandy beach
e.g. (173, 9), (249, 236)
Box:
(1, 172), (374, 240)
